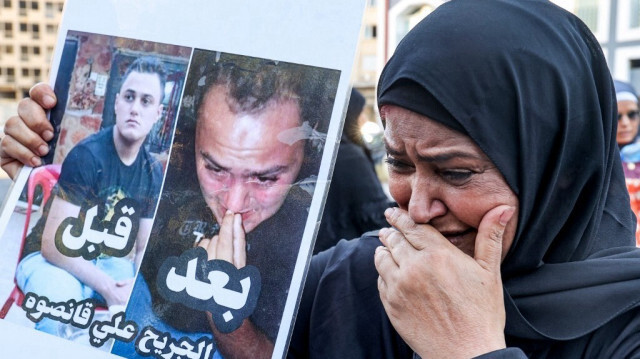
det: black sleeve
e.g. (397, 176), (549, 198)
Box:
(473, 348), (528, 359)
(338, 144), (391, 229)
(287, 247), (333, 358)
(288, 235), (413, 359)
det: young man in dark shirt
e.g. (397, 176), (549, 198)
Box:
(15, 56), (166, 336)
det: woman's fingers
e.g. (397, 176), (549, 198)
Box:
(17, 95), (54, 142)
(28, 83), (57, 111)
(2, 113), (49, 163)
(0, 135), (32, 178)
(474, 205), (515, 273)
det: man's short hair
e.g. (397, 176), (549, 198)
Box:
(122, 56), (168, 103)
(198, 58), (303, 119)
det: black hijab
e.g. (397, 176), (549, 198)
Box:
(378, 0), (640, 341)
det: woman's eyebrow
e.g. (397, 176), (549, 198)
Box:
(384, 139), (403, 156)
(416, 151), (482, 163)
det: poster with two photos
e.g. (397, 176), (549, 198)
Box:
(0, 1), (365, 358)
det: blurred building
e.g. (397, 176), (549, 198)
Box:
(554, 0), (640, 90)
(0, 0), (64, 101)
(377, 0), (640, 93)
(351, 0), (381, 122)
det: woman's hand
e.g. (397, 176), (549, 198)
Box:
(375, 205), (515, 359)
(0, 83), (56, 178)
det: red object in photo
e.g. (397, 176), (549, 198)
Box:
(625, 178), (640, 247)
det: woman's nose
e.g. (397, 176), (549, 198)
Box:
(408, 178), (447, 224)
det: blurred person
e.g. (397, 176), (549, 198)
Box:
(614, 80), (640, 246)
(616, 80), (640, 175)
(314, 88), (392, 254)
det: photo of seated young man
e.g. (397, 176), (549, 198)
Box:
(15, 56), (168, 337)
(112, 50), (339, 359)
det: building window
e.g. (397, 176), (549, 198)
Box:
(32, 46), (39, 55)
(5, 45), (13, 54)
(20, 45), (28, 60)
(45, 2), (53, 17)
(632, 0), (640, 29)
(3, 22), (12, 38)
(7, 67), (15, 83)
(21, 68), (29, 77)
(368, 0), (377, 6)
(30, 0), (36, 9)
(31, 23), (39, 39)
(19, 23), (27, 32)
(631, 59), (640, 94)
(46, 46), (53, 62)
(364, 25), (377, 38)
(3, 22), (13, 39)
(18, 0), (25, 14)
(575, 0), (599, 33)
(3, 0), (11, 8)
(46, 24), (56, 34)
(0, 91), (16, 100)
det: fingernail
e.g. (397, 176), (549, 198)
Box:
(379, 228), (388, 236)
(43, 130), (53, 141)
(30, 156), (41, 167)
(43, 95), (55, 107)
(384, 207), (394, 217)
(226, 209), (233, 216)
(499, 207), (516, 226)
(38, 144), (49, 156)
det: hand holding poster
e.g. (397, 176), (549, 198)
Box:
(0, 1), (365, 358)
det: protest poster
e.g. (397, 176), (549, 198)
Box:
(0, 1), (365, 358)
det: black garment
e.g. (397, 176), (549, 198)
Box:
(22, 126), (163, 258)
(140, 186), (309, 341)
(314, 139), (391, 253)
(291, 235), (640, 358)
(291, 0), (640, 357)
(315, 88), (392, 253)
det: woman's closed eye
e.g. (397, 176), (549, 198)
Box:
(439, 169), (474, 184)
(385, 157), (414, 173)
